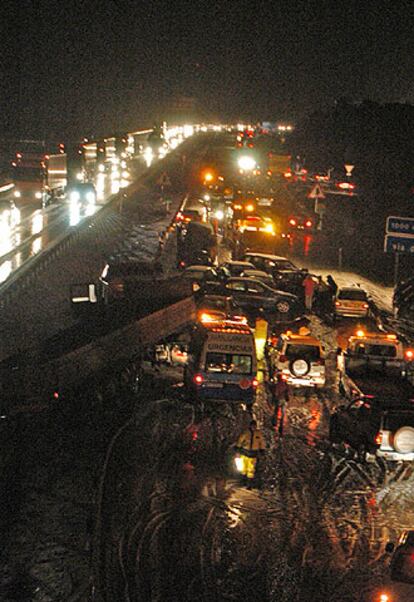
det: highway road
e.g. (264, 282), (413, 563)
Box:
(1, 128), (413, 601)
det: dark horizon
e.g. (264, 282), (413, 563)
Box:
(1, 0), (413, 140)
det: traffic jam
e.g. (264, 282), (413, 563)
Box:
(140, 126), (414, 600)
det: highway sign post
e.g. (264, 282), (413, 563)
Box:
(344, 163), (354, 177)
(308, 184), (326, 230)
(384, 216), (414, 284)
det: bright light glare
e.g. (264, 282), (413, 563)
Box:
(70, 191), (80, 203)
(14, 191), (21, 198)
(76, 172), (83, 181)
(234, 456), (244, 472)
(215, 210), (224, 221)
(35, 191), (42, 200)
(0, 260), (12, 283)
(31, 236), (42, 254)
(238, 156), (256, 171)
(31, 213), (43, 235)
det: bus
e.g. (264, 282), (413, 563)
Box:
(185, 320), (258, 404)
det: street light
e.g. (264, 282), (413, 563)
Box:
(238, 156), (256, 171)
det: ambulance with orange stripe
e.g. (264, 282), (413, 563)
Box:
(185, 321), (258, 405)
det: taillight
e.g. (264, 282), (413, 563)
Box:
(193, 374), (203, 385)
(335, 301), (341, 307)
(279, 355), (287, 363)
(305, 219), (312, 228)
(363, 303), (369, 309)
(252, 378), (259, 388)
(289, 218), (297, 226)
(405, 349), (414, 360)
(375, 432), (383, 445)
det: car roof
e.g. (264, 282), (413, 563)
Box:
(185, 265), (215, 271)
(223, 260), (255, 266)
(242, 269), (271, 277)
(244, 252), (289, 261)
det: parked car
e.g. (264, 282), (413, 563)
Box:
(240, 269), (275, 286)
(268, 330), (326, 388)
(242, 252), (298, 278)
(329, 398), (414, 462)
(201, 277), (300, 317)
(273, 268), (310, 297)
(334, 286), (370, 319)
(218, 260), (256, 278)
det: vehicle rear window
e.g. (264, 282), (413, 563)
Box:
(338, 289), (367, 301)
(383, 411), (414, 430)
(286, 344), (320, 361)
(354, 343), (397, 357)
(205, 352), (252, 374)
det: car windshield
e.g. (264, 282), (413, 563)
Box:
(286, 344), (320, 361)
(354, 343), (397, 357)
(205, 352), (252, 374)
(338, 289), (367, 301)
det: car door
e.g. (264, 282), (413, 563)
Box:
(225, 280), (249, 307)
(244, 280), (272, 310)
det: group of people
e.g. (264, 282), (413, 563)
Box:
(302, 272), (337, 314)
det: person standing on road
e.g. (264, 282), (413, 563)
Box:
(314, 276), (333, 317)
(268, 373), (290, 435)
(326, 274), (338, 297)
(235, 420), (266, 489)
(302, 273), (317, 312)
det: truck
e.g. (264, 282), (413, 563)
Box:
(337, 330), (414, 403)
(47, 143), (87, 195)
(11, 144), (47, 206)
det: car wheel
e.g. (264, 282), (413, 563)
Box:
(276, 299), (291, 314)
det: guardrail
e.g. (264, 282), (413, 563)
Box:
(0, 135), (197, 311)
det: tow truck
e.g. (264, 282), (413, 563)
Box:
(337, 330), (414, 402)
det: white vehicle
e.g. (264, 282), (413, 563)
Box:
(269, 330), (326, 388)
(334, 286), (370, 319)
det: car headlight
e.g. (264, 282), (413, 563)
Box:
(70, 190), (80, 202)
(35, 191), (42, 199)
(14, 190), (21, 198)
(86, 191), (96, 202)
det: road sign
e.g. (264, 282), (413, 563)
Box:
(386, 215), (414, 236)
(384, 235), (414, 254)
(158, 172), (172, 187)
(344, 163), (354, 177)
(308, 184), (325, 200)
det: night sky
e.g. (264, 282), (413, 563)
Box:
(1, 0), (413, 140)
